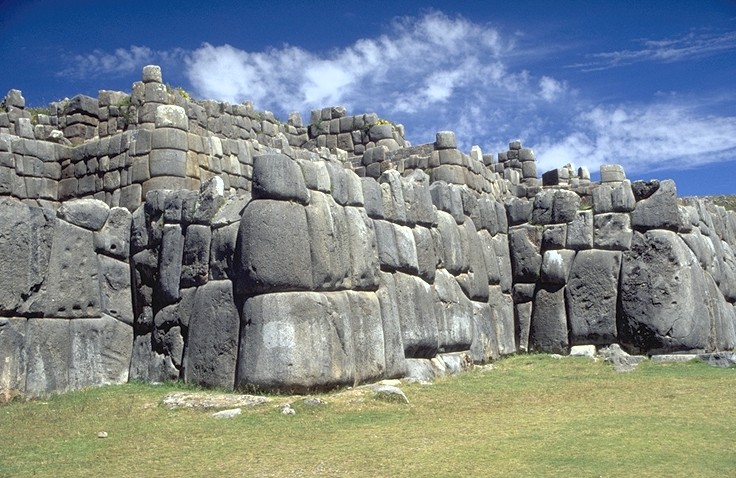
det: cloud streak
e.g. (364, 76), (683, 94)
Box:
(58, 45), (186, 79)
(570, 30), (736, 71)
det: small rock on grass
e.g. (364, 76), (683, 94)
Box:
(278, 403), (296, 415)
(372, 385), (409, 404)
(212, 408), (242, 419)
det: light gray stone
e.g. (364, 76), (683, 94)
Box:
(594, 212), (633, 250)
(252, 154), (309, 205)
(209, 221), (239, 280)
(93, 207), (132, 259)
(346, 291), (386, 385)
(58, 198), (110, 231)
(540, 249), (576, 285)
(489, 286), (516, 355)
(97, 255), (133, 325)
(0, 318), (27, 400)
(566, 210), (593, 250)
(0, 200), (55, 315)
(376, 272), (408, 379)
(180, 224), (211, 288)
(154, 105), (188, 130)
(631, 179), (684, 231)
(69, 315), (132, 390)
(306, 192), (350, 290)
(394, 272), (439, 358)
(433, 269), (474, 353)
(345, 206), (380, 290)
(238, 291), (354, 392)
(25, 318), (70, 397)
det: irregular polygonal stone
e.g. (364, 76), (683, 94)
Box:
(325, 160), (349, 206)
(413, 225), (438, 283)
(530, 285), (568, 354)
(631, 179), (684, 231)
(456, 219), (489, 301)
(57, 198), (110, 231)
(542, 224), (567, 250)
(478, 230), (501, 285)
(433, 269), (474, 353)
(435, 131), (457, 149)
(361, 178), (384, 219)
(489, 285), (516, 356)
(611, 180), (636, 212)
(252, 154), (309, 205)
(238, 291), (354, 392)
(345, 206), (380, 290)
(704, 271), (736, 351)
(429, 181), (463, 224)
(26, 221), (100, 318)
(435, 210), (466, 275)
(376, 272), (408, 378)
(93, 207), (132, 259)
(306, 192), (350, 290)
(404, 170), (436, 226)
(600, 164), (625, 182)
(505, 197), (532, 226)
(515, 301), (532, 352)
(470, 302), (500, 363)
(180, 224), (211, 288)
(509, 225), (542, 283)
(491, 233), (513, 293)
(155, 105), (188, 130)
(236, 199), (313, 295)
(25, 318), (70, 397)
(394, 272), (439, 358)
(0, 200), (55, 315)
(97, 255), (133, 325)
(379, 169), (407, 224)
(566, 210), (593, 250)
(209, 222), (239, 280)
(156, 224), (184, 306)
(566, 250), (622, 345)
(346, 291), (386, 384)
(594, 212), (633, 250)
(69, 315), (132, 390)
(619, 230), (710, 352)
(184, 280), (240, 390)
(0, 318), (27, 400)
(540, 249), (576, 285)
(532, 189), (580, 225)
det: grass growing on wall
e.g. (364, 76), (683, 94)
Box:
(2, 355), (735, 477)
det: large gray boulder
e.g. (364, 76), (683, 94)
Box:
(376, 272), (408, 378)
(530, 285), (568, 353)
(566, 250), (622, 345)
(432, 269), (474, 353)
(489, 285), (516, 355)
(252, 154), (309, 205)
(345, 206), (380, 290)
(619, 230), (710, 352)
(0, 318), (27, 400)
(237, 291), (354, 392)
(704, 271), (736, 351)
(236, 199), (313, 295)
(68, 315), (133, 390)
(346, 291), (386, 384)
(470, 302), (500, 362)
(305, 192), (350, 290)
(184, 280), (240, 389)
(394, 272), (439, 358)
(631, 179), (684, 231)
(0, 199), (55, 315)
(509, 225), (542, 283)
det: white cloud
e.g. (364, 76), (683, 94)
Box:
(539, 76), (566, 102)
(58, 45), (185, 79)
(182, 11), (552, 137)
(570, 30), (736, 71)
(536, 102), (736, 175)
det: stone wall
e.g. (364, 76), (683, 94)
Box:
(1, 65), (735, 399)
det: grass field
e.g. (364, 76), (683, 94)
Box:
(2, 355), (735, 477)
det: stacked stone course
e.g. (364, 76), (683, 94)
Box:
(1, 65), (735, 399)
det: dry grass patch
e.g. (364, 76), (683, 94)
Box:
(2, 355), (735, 477)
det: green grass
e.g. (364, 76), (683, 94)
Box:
(2, 355), (735, 477)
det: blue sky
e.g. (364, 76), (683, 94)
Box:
(2, 0), (735, 195)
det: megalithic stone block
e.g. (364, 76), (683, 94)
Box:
(235, 199), (313, 295)
(184, 280), (240, 390)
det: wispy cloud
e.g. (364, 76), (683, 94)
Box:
(184, 11), (570, 149)
(536, 102), (736, 175)
(570, 30), (736, 71)
(58, 45), (186, 79)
